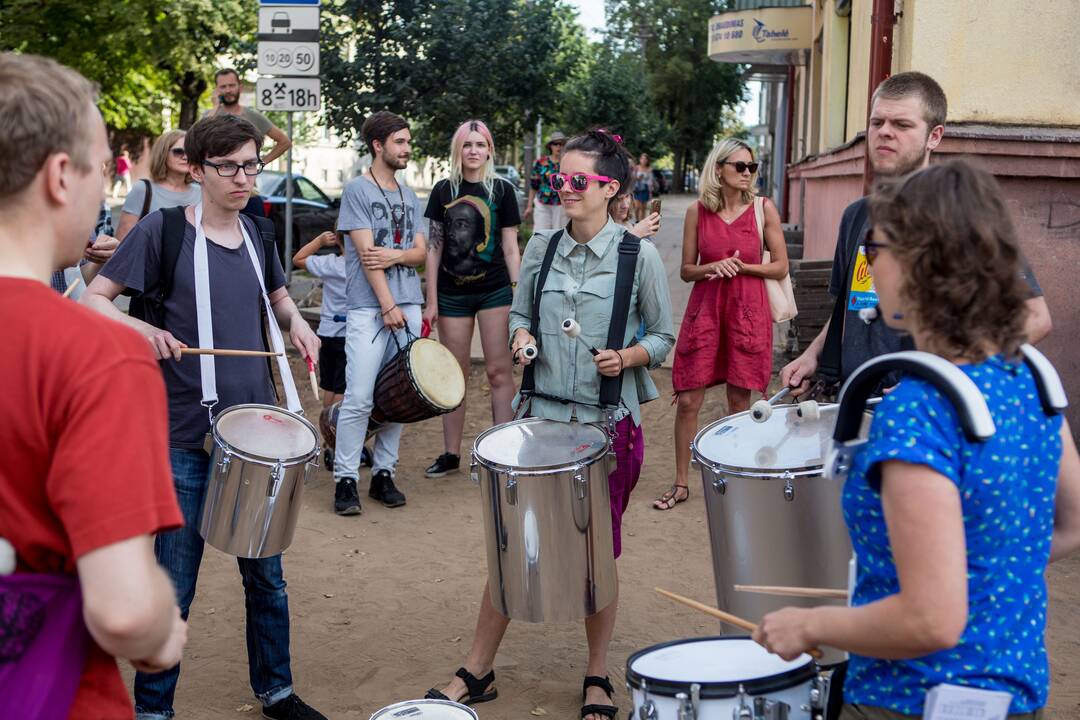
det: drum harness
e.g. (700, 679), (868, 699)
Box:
(190, 202), (303, 424)
(520, 229), (641, 439)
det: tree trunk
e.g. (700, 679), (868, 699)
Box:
(177, 71), (207, 129)
(673, 148), (686, 194)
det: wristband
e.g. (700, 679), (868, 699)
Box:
(381, 304), (398, 316)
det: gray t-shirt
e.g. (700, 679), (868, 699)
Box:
(336, 175), (423, 309)
(101, 210), (286, 448)
(304, 253), (347, 337)
(121, 180), (202, 219)
(201, 106), (275, 148)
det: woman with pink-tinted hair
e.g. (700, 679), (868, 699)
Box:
(422, 119), (522, 478)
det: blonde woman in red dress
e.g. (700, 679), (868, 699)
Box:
(654, 138), (788, 510)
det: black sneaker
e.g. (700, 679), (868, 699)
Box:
(361, 445), (373, 468)
(334, 478), (362, 516)
(322, 447), (335, 473)
(262, 693), (327, 720)
(369, 469), (406, 508)
(425, 452), (461, 478)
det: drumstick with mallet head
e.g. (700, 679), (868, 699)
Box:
(655, 587), (825, 660)
(179, 348), (282, 358)
(561, 318), (599, 356)
(513, 344), (537, 365)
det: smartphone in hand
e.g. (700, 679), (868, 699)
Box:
(647, 198), (662, 216)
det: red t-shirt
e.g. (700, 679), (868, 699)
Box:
(0, 279), (182, 719)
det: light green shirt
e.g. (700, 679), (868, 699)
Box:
(509, 218), (675, 425)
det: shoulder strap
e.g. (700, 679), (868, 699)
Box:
(754, 196), (765, 253)
(247, 213), (278, 286)
(129, 206), (187, 323)
(521, 231), (564, 396)
(139, 179), (153, 219)
(598, 231), (641, 408)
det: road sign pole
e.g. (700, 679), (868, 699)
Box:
(284, 111), (294, 283)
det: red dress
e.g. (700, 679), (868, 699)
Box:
(672, 201), (771, 393)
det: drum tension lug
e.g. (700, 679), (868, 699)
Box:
(754, 696), (791, 720)
(733, 683), (752, 720)
(782, 471), (795, 502)
(711, 473), (726, 495)
(470, 456), (480, 485)
(574, 471), (587, 500)
(505, 473), (518, 505)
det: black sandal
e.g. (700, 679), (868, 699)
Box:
(581, 675), (618, 719)
(425, 667), (497, 706)
(653, 484), (689, 510)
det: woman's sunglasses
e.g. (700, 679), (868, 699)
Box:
(722, 161), (759, 174)
(170, 148), (187, 158)
(549, 172), (613, 192)
(863, 229), (890, 265)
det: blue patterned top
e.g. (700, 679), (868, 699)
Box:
(842, 355), (1063, 714)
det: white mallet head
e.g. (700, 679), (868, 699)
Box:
(750, 399), (772, 423)
(561, 318), (582, 338)
(0, 537), (15, 575)
(522, 344), (538, 360)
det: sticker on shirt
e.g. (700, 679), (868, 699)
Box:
(847, 245), (879, 311)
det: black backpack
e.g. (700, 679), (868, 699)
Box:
(128, 206), (278, 327)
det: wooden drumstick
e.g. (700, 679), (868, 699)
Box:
(179, 348), (282, 357)
(735, 584), (848, 600)
(305, 355), (320, 399)
(655, 587), (825, 661)
(62, 277), (81, 298)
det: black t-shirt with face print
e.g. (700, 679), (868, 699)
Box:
(424, 178), (521, 295)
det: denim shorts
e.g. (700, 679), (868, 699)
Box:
(437, 285), (513, 318)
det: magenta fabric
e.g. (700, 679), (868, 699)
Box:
(0, 573), (91, 720)
(608, 418), (644, 559)
(672, 202), (771, 393)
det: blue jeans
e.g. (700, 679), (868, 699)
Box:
(134, 448), (293, 718)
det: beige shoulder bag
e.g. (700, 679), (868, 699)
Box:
(755, 196), (798, 323)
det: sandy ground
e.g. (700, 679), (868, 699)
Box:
(120, 355), (1080, 719)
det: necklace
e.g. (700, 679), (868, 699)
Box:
(368, 167), (406, 246)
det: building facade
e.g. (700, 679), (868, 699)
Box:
(710, 0), (1080, 431)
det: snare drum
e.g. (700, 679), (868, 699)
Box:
(369, 699), (477, 720)
(473, 418), (616, 622)
(627, 637), (826, 720)
(374, 337), (465, 423)
(200, 404), (319, 558)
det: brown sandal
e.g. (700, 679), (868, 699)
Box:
(653, 484), (689, 510)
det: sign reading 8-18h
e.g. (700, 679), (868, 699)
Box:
(256, 0), (321, 112)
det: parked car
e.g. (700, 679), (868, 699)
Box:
(494, 164), (522, 188)
(254, 172), (340, 264)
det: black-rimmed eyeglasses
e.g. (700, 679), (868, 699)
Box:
(203, 159), (264, 177)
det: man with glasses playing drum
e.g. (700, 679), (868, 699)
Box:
(426, 130), (674, 720)
(83, 115), (327, 720)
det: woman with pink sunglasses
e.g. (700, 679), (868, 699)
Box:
(426, 130), (674, 720)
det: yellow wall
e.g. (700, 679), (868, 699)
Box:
(844, 0), (872, 142)
(894, 0), (1080, 126)
(818, 0), (850, 149)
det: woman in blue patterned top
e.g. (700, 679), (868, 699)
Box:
(753, 160), (1080, 719)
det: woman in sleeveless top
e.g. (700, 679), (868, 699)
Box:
(655, 137), (788, 510)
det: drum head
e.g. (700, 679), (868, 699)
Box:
(409, 338), (466, 410)
(474, 418), (609, 471)
(626, 636), (815, 699)
(215, 404), (318, 463)
(369, 699), (478, 720)
(694, 404), (841, 474)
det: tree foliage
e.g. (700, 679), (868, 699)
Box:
(606, 0), (745, 190)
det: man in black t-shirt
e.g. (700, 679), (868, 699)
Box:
(782, 72), (1052, 394)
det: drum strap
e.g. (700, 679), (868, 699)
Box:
(521, 230), (564, 398)
(191, 203), (302, 418)
(521, 229), (640, 411)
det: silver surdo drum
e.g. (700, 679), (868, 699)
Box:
(201, 403), (319, 558)
(627, 637), (827, 720)
(692, 404), (867, 666)
(473, 418), (615, 622)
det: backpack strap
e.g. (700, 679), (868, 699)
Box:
(138, 179), (153, 220)
(129, 206), (187, 325)
(598, 231), (641, 408)
(520, 230), (564, 397)
(245, 213), (279, 288)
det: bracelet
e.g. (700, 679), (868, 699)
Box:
(615, 350), (625, 373)
(381, 304), (398, 316)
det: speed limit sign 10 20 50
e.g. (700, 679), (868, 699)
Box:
(257, 41), (319, 76)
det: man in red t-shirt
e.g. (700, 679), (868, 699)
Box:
(0, 53), (186, 719)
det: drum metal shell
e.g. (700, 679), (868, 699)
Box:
(692, 405), (865, 667)
(200, 404), (319, 559)
(474, 419), (617, 623)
